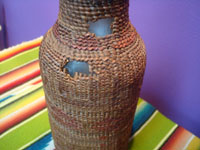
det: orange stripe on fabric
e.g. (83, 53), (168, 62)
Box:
(161, 126), (194, 150)
(31, 79), (42, 85)
(0, 60), (40, 94)
(0, 37), (42, 62)
(0, 96), (46, 134)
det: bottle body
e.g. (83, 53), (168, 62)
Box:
(39, 0), (146, 149)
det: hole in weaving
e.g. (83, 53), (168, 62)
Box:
(63, 60), (90, 77)
(88, 18), (114, 37)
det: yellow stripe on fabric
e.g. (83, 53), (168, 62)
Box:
(0, 76), (41, 101)
(0, 83), (44, 119)
(186, 136), (200, 150)
(0, 82), (43, 108)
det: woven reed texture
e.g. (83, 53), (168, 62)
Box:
(39, 0), (146, 149)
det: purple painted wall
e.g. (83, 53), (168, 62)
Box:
(0, 0), (6, 49)
(130, 0), (200, 137)
(1, 0), (200, 137)
(1, 0), (58, 48)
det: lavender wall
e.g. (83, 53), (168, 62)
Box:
(1, 0), (58, 48)
(0, 0), (6, 49)
(1, 0), (200, 137)
(130, 0), (200, 137)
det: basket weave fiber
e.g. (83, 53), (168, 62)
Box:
(39, 0), (146, 149)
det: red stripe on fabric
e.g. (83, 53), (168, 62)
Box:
(161, 126), (193, 150)
(0, 61), (40, 94)
(0, 97), (46, 134)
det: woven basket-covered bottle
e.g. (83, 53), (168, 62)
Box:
(39, 0), (146, 149)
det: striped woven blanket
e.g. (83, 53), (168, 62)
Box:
(0, 38), (199, 150)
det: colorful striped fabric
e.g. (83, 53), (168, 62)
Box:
(0, 38), (199, 150)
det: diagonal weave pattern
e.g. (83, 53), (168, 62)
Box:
(39, 0), (146, 149)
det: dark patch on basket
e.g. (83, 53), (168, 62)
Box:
(43, 75), (48, 85)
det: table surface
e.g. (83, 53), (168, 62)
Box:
(0, 37), (199, 150)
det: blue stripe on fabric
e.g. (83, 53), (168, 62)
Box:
(25, 133), (54, 150)
(131, 102), (156, 135)
(0, 95), (14, 103)
(26, 101), (156, 149)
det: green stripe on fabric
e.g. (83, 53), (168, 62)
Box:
(0, 47), (39, 75)
(0, 109), (50, 150)
(137, 98), (143, 106)
(20, 130), (51, 150)
(129, 111), (177, 150)
(0, 84), (44, 119)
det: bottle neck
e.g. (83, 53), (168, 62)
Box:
(57, 0), (130, 35)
